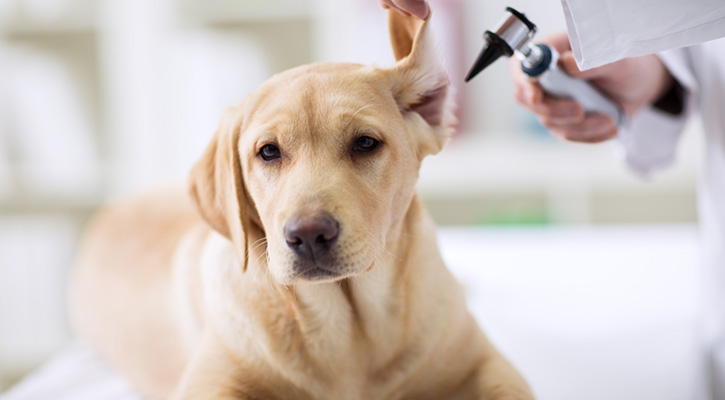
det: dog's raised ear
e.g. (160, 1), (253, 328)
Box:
(188, 105), (259, 272)
(385, 10), (454, 157)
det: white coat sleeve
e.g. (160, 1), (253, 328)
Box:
(560, 0), (725, 70)
(617, 47), (697, 177)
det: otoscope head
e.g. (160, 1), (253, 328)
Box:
(465, 7), (537, 82)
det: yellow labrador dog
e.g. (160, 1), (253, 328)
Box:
(70, 11), (534, 400)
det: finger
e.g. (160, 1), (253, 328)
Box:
(559, 51), (614, 82)
(553, 125), (618, 143)
(380, 0), (408, 15)
(546, 114), (618, 143)
(544, 34), (573, 54)
(513, 80), (544, 107)
(393, 0), (428, 19)
(510, 58), (544, 105)
(524, 95), (586, 125)
(558, 51), (582, 76)
(538, 98), (585, 124)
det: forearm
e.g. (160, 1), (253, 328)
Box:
(652, 74), (685, 116)
(611, 54), (677, 117)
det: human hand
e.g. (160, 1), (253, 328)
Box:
(379, 0), (429, 19)
(509, 33), (674, 143)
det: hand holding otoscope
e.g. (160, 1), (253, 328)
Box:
(505, 34), (624, 143)
(466, 7), (675, 144)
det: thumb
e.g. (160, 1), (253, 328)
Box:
(558, 52), (584, 77)
(559, 51), (610, 81)
(392, 0), (428, 19)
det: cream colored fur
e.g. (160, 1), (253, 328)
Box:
(69, 11), (534, 400)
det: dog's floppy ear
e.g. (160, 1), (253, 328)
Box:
(188, 105), (258, 272)
(386, 10), (455, 157)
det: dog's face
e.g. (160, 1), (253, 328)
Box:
(189, 12), (454, 285)
(240, 64), (425, 284)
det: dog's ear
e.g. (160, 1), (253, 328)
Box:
(188, 105), (258, 272)
(385, 10), (455, 157)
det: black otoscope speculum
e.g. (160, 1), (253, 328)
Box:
(465, 7), (538, 82)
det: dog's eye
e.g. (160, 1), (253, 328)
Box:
(259, 144), (281, 161)
(352, 136), (379, 153)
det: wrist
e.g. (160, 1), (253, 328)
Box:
(652, 78), (684, 115)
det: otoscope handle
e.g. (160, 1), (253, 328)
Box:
(524, 44), (626, 127)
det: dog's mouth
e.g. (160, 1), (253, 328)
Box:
(293, 264), (343, 282)
(285, 248), (375, 283)
(286, 251), (378, 284)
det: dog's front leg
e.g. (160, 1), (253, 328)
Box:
(172, 330), (250, 400)
(474, 338), (535, 400)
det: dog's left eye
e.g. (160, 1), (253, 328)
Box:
(352, 136), (379, 153)
(259, 144), (281, 161)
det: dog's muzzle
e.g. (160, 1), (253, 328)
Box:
(284, 211), (343, 280)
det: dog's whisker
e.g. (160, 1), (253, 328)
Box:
(250, 237), (268, 253)
(254, 251), (267, 267)
(343, 103), (375, 130)
(383, 249), (402, 263)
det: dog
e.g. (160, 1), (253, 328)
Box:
(69, 11), (534, 400)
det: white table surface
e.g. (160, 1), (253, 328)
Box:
(1, 225), (700, 400)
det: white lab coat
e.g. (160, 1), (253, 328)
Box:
(561, 1), (725, 399)
(630, 40), (725, 400)
(561, 0), (725, 70)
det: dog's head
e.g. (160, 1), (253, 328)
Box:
(189, 12), (454, 285)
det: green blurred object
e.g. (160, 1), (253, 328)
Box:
(475, 206), (550, 226)
(422, 195), (551, 226)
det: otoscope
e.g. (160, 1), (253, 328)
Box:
(465, 7), (626, 127)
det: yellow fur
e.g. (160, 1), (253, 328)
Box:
(69, 11), (534, 400)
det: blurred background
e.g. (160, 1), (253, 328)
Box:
(0, 0), (703, 398)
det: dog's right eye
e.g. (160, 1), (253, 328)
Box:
(352, 136), (380, 153)
(259, 144), (281, 161)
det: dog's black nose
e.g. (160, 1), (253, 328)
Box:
(284, 212), (339, 260)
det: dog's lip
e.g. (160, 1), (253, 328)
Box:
(292, 264), (342, 282)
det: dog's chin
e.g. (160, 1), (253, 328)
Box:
(295, 265), (347, 283)
(267, 245), (379, 285)
(274, 260), (371, 285)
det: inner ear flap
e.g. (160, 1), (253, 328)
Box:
(389, 10), (426, 61)
(409, 83), (449, 127)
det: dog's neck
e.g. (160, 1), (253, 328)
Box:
(276, 195), (448, 390)
(203, 194), (459, 398)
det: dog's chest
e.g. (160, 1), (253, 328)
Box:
(197, 232), (473, 400)
(251, 281), (419, 399)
